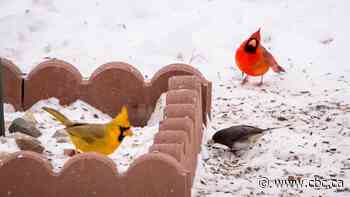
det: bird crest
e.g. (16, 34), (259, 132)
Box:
(112, 106), (131, 128)
(249, 28), (261, 42)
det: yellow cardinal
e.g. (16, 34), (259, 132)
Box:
(42, 106), (133, 155)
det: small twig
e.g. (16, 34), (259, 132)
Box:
(188, 49), (208, 64)
(338, 124), (345, 134)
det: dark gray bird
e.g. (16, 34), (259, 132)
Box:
(209, 125), (284, 151)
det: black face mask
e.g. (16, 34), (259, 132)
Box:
(244, 38), (258, 54)
(118, 126), (130, 141)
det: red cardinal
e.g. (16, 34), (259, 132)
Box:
(235, 28), (285, 85)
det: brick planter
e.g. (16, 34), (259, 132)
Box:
(0, 58), (212, 197)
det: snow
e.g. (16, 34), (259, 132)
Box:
(3, 104), (15, 113)
(1, 0), (350, 196)
(1, 0), (348, 78)
(147, 93), (166, 126)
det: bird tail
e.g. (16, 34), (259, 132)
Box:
(262, 124), (291, 131)
(42, 107), (73, 126)
(271, 64), (286, 73)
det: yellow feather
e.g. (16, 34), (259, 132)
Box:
(43, 106), (133, 155)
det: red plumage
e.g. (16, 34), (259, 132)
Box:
(235, 29), (285, 85)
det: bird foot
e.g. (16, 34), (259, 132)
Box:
(256, 76), (264, 86)
(241, 76), (248, 85)
(256, 82), (264, 86)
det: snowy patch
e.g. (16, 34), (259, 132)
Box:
(147, 93), (166, 126)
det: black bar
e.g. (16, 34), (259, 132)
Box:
(0, 58), (5, 136)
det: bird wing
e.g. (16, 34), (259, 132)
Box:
(223, 125), (264, 141)
(261, 46), (285, 73)
(67, 124), (106, 144)
(236, 125), (264, 133)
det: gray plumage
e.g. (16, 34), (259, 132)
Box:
(211, 125), (269, 149)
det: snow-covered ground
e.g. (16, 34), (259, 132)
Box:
(1, 0), (350, 196)
(1, 0), (349, 78)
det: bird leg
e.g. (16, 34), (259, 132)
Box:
(241, 75), (249, 85)
(224, 149), (236, 160)
(257, 76), (264, 86)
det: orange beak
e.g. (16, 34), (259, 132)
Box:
(124, 128), (133, 137)
(250, 28), (261, 42)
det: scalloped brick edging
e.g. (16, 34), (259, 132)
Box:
(0, 151), (189, 197)
(1, 58), (211, 126)
(1, 58), (23, 110)
(0, 60), (210, 196)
